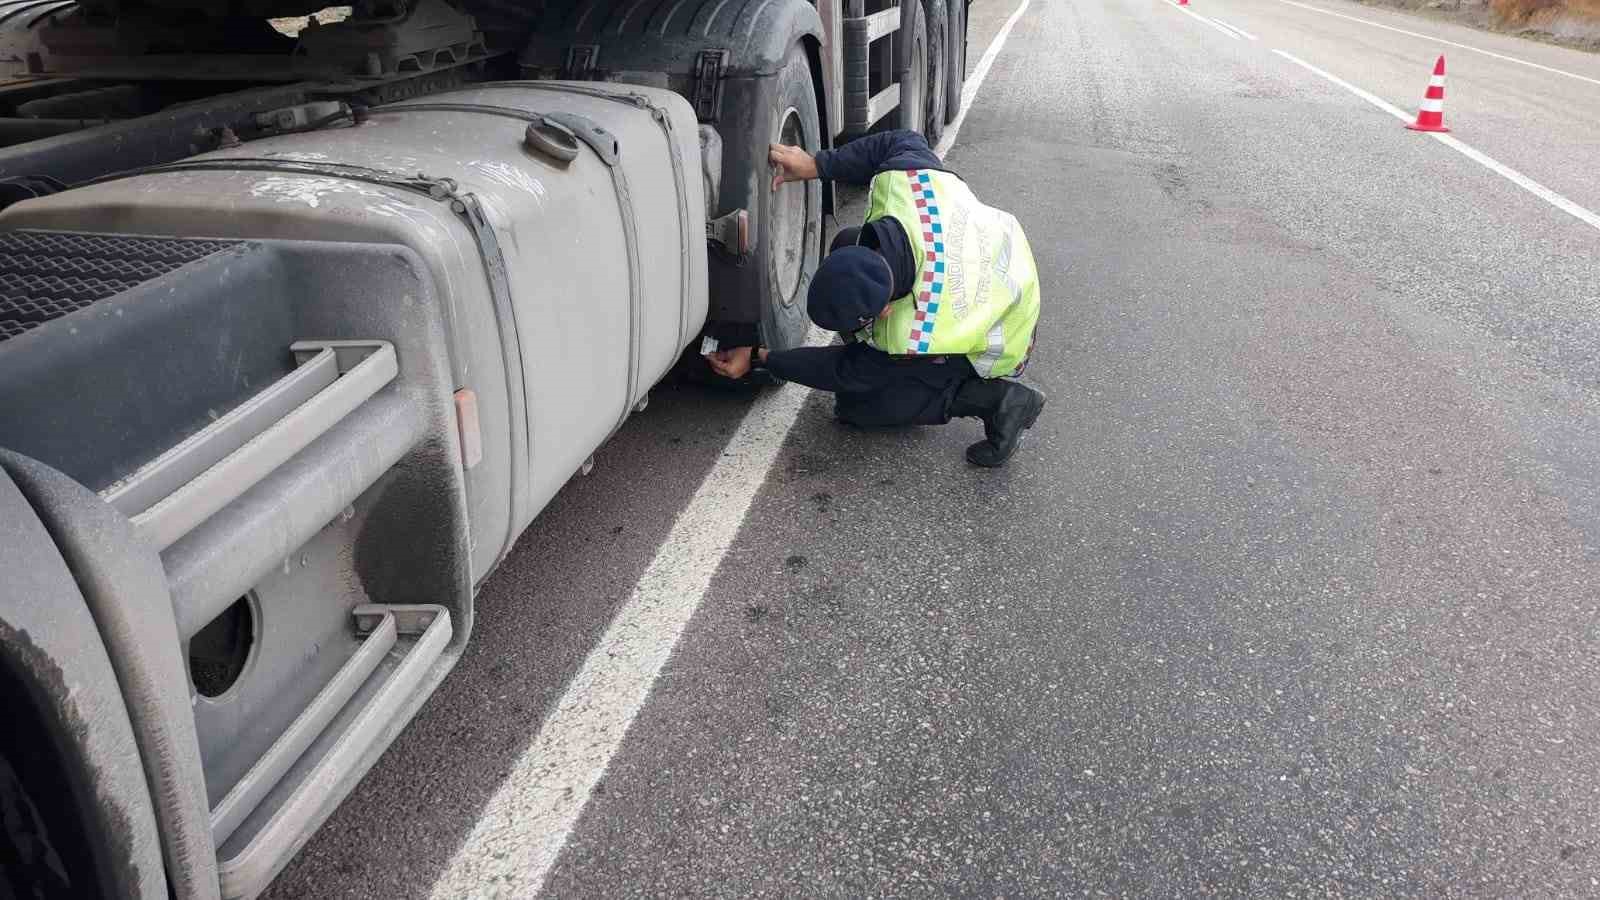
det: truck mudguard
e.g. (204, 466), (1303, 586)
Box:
(2, 449), (219, 900)
(0, 464), (169, 900)
(518, 0), (826, 80)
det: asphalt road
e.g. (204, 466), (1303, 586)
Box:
(268, 0), (1600, 896)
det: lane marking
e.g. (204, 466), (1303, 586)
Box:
(936, 0), (1034, 157)
(1273, 49), (1412, 118)
(1164, 0), (1243, 39)
(1209, 15), (1259, 40)
(1270, 0), (1600, 88)
(431, 0), (1035, 895)
(1207, 17), (1247, 39)
(1430, 133), (1600, 232)
(1273, 50), (1600, 232)
(1205, 14), (1246, 38)
(428, 332), (824, 900)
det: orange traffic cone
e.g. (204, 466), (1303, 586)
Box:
(1406, 55), (1450, 133)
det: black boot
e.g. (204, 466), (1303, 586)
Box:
(951, 378), (1046, 467)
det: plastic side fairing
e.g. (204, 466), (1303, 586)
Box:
(0, 81), (707, 577)
(0, 235), (472, 898)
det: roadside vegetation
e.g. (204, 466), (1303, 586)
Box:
(1366, 0), (1600, 51)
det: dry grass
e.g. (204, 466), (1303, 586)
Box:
(1490, 0), (1600, 20)
(1490, 0), (1600, 48)
(1364, 0), (1600, 50)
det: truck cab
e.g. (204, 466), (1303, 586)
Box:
(0, 0), (964, 896)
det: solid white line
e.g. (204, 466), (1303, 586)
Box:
(431, 0), (1036, 895)
(1207, 16), (1246, 38)
(1270, 0), (1600, 88)
(1433, 132), (1600, 231)
(1272, 49), (1412, 119)
(1163, 0), (1243, 39)
(428, 336), (823, 900)
(1211, 16), (1259, 40)
(936, 0), (1034, 157)
(1273, 49), (1600, 232)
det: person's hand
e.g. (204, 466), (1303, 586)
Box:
(705, 345), (754, 379)
(769, 143), (818, 191)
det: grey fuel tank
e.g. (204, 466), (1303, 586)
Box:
(0, 81), (708, 584)
(0, 82), (705, 899)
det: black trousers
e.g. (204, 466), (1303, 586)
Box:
(764, 223), (977, 427)
(764, 343), (977, 427)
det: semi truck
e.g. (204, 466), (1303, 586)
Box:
(0, 0), (967, 895)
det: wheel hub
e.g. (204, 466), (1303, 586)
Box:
(771, 106), (809, 306)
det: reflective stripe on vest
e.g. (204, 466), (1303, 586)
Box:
(857, 168), (1040, 378)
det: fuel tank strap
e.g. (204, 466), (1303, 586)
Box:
(471, 82), (697, 369)
(367, 100), (647, 437)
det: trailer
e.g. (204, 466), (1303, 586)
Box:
(0, 0), (965, 896)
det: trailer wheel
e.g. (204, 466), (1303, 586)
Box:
(945, 0), (967, 123)
(923, 0), (948, 144)
(894, 0), (928, 135)
(759, 44), (824, 351)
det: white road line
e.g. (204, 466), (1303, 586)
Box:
(1431, 133), (1600, 232)
(1163, 0), (1242, 40)
(428, 334), (824, 900)
(429, 0), (1035, 895)
(1210, 15), (1259, 40)
(936, 0), (1034, 157)
(1206, 15), (1245, 38)
(1273, 50), (1600, 233)
(1207, 17), (1248, 40)
(1270, 0), (1600, 88)
(1272, 49), (1412, 119)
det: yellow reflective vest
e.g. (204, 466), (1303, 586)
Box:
(855, 167), (1040, 378)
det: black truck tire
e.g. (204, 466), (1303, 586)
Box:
(757, 44), (824, 351)
(894, 0), (928, 135)
(945, 0), (967, 123)
(0, 746), (77, 899)
(923, 0), (948, 144)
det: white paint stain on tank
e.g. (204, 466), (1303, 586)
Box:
(468, 161), (547, 200)
(261, 150), (333, 162)
(364, 201), (423, 219)
(248, 175), (423, 218)
(370, 155), (422, 171)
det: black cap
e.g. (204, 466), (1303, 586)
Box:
(807, 246), (894, 333)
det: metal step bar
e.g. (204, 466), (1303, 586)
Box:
(214, 604), (452, 900)
(99, 340), (397, 551)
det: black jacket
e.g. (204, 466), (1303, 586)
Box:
(814, 129), (950, 185)
(817, 130), (954, 304)
(762, 131), (967, 392)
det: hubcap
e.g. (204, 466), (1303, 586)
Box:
(772, 106), (808, 305)
(909, 39), (926, 128)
